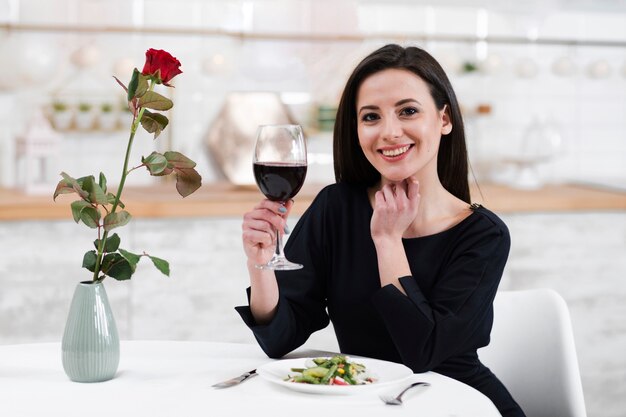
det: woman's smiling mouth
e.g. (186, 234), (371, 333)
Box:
(379, 144), (414, 160)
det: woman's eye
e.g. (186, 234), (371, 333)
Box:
(400, 107), (418, 116)
(361, 113), (380, 122)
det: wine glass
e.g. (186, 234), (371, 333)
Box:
(253, 124), (307, 270)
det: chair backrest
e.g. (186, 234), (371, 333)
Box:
(478, 289), (587, 417)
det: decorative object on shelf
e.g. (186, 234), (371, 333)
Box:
(499, 116), (563, 190)
(70, 44), (101, 69)
(98, 102), (118, 131)
(461, 60), (479, 74)
(50, 100), (73, 131)
(205, 92), (296, 185)
(61, 281), (119, 383)
(55, 48), (202, 383)
(75, 102), (96, 131)
(515, 57), (539, 79)
(316, 104), (337, 132)
(587, 59), (612, 79)
(480, 53), (504, 76)
(0, 34), (60, 90)
(552, 56), (577, 77)
(15, 109), (61, 194)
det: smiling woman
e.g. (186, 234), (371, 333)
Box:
(236, 44), (525, 417)
(355, 68), (452, 187)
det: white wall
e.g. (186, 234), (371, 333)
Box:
(1, 0), (625, 190)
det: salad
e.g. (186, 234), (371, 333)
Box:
(286, 355), (376, 386)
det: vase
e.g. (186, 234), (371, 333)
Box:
(62, 281), (120, 382)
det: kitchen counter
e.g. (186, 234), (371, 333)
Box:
(0, 182), (625, 221)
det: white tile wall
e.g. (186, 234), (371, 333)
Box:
(1, 0), (625, 189)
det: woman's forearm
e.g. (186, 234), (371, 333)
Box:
(373, 237), (411, 295)
(248, 262), (280, 324)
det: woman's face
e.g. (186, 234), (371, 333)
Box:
(356, 68), (452, 185)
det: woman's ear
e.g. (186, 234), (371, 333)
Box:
(441, 104), (453, 135)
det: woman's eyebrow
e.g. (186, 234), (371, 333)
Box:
(395, 98), (421, 106)
(357, 105), (379, 114)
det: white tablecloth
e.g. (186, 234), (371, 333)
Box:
(0, 341), (501, 417)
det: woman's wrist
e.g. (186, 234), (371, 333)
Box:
(372, 234), (403, 249)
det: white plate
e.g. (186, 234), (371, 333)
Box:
(256, 356), (413, 395)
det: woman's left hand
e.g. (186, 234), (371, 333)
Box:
(370, 176), (420, 243)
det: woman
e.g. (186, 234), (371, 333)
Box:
(237, 44), (525, 417)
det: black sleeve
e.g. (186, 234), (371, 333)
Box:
(371, 216), (509, 372)
(235, 189), (331, 358)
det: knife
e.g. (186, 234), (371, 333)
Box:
(212, 369), (257, 388)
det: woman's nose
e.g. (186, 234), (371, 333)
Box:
(382, 117), (402, 140)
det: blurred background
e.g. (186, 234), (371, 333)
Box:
(0, 1), (625, 416)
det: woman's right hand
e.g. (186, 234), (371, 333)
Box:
(242, 199), (294, 266)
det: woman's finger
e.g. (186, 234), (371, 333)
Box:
(243, 228), (275, 248)
(254, 199), (289, 216)
(406, 177), (420, 201)
(244, 218), (276, 237)
(245, 207), (286, 232)
(381, 185), (397, 210)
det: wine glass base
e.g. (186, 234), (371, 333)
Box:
(255, 257), (303, 271)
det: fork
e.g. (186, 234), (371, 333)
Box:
(379, 382), (431, 405)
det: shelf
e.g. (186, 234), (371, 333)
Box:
(1, 182), (625, 221)
(2, 22), (626, 48)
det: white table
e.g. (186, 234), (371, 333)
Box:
(0, 341), (501, 417)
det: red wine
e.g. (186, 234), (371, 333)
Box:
(253, 162), (307, 202)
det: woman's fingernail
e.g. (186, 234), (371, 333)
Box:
(278, 206), (287, 213)
(284, 224), (290, 234)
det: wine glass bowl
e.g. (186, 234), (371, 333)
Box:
(253, 124), (307, 270)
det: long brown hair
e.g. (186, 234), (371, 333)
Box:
(333, 44), (470, 203)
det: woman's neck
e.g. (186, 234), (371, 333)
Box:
(371, 174), (471, 238)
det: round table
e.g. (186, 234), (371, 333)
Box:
(0, 341), (501, 416)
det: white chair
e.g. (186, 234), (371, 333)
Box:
(478, 289), (587, 417)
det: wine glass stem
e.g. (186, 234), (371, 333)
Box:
(275, 229), (283, 256)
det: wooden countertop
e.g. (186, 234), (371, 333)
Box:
(1, 182), (625, 221)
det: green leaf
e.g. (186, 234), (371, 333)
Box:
(164, 152), (196, 169)
(99, 172), (107, 193)
(142, 151), (168, 175)
(70, 200), (92, 223)
(102, 253), (133, 281)
(119, 248), (141, 270)
(140, 109), (169, 139)
(53, 178), (75, 201)
(103, 210), (131, 232)
(106, 193), (125, 209)
(94, 233), (120, 253)
(82, 250), (97, 272)
(127, 68), (140, 101)
(136, 73), (151, 98)
(148, 255), (170, 277)
(174, 167), (202, 198)
(113, 76), (128, 93)
(137, 91), (173, 111)
(59, 172), (89, 200)
(79, 206), (101, 229)
(81, 176), (108, 205)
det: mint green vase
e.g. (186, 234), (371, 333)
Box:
(62, 281), (120, 382)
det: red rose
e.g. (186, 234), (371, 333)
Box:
(141, 49), (182, 86)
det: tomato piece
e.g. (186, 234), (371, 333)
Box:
(333, 377), (349, 386)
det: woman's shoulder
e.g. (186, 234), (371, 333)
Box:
(468, 203), (509, 235)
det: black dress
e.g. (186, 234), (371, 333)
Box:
(236, 182), (525, 417)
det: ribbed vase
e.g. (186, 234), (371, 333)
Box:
(62, 281), (120, 382)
